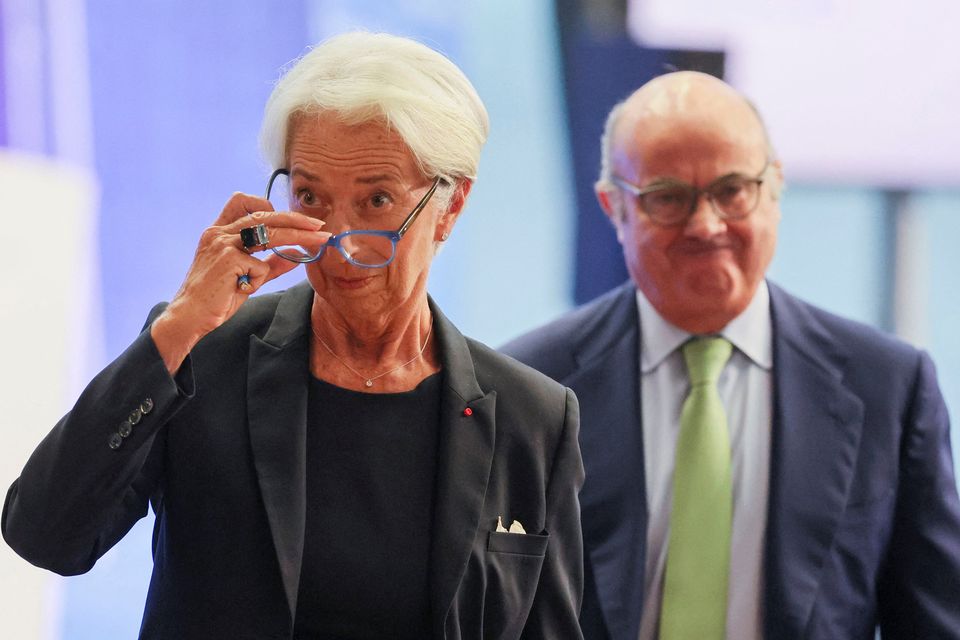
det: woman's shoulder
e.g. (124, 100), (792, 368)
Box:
(189, 284), (312, 362)
(465, 337), (570, 407)
(217, 282), (313, 338)
(462, 337), (578, 471)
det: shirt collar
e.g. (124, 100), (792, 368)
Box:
(636, 280), (773, 373)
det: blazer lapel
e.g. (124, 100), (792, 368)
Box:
(764, 283), (865, 636)
(427, 300), (497, 637)
(566, 283), (647, 640)
(246, 283), (314, 622)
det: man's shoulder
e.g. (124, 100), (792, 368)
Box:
(769, 282), (923, 370)
(500, 282), (637, 375)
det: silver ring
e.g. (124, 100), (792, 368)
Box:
(237, 274), (252, 291)
(240, 223), (269, 250)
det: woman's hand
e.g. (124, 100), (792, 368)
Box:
(150, 192), (328, 374)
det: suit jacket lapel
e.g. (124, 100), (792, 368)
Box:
(427, 299), (497, 636)
(764, 283), (865, 636)
(566, 283), (647, 640)
(247, 282), (314, 622)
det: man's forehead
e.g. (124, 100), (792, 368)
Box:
(618, 117), (762, 164)
(615, 84), (765, 167)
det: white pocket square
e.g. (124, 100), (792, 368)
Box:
(496, 516), (527, 534)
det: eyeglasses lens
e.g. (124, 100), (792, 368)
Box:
(643, 186), (694, 225)
(709, 178), (759, 217)
(643, 178), (760, 224)
(266, 172), (323, 261)
(337, 233), (396, 267)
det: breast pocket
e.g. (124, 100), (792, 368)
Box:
(482, 531), (550, 637)
(487, 530), (549, 556)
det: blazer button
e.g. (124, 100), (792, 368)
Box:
(141, 398), (154, 415)
(108, 433), (123, 450)
(118, 421), (133, 438)
(128, 407), (143, 425)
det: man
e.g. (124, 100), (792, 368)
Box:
(502, 71), (960, 639)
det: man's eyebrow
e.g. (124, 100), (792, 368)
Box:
(708, 170), (753, 184)
(641, 172), (751, 190)
(643, 177), (690, 188)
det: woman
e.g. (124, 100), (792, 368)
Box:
(2, 32), (584, 639)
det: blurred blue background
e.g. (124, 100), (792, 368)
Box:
(0, 0), (957, 637)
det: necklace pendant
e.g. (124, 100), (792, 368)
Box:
(365, 379), (373, 388)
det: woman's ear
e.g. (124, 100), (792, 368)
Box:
(435, 178), (473, 242)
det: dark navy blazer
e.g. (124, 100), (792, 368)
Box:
(502, 281), (960, 640)
(3, 282), (585, 639)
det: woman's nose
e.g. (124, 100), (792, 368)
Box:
(317, 209), (354, 237)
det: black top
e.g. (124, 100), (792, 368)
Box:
(293, 373), (443, 639)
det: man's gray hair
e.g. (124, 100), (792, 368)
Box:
(259, 32), (489, 182)
(596, 100), (628, 194)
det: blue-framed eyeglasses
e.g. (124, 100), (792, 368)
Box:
(265, 168), (442, 268)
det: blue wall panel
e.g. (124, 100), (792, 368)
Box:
(63, 3), (309, 638)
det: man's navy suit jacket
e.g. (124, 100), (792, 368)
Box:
(502, 281), (960, 639)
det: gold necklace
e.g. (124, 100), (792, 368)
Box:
(312, 323), (433, 388)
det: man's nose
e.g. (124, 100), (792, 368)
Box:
(683, 192), (726, 237)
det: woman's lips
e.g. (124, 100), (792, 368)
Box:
(332, 275), (374, 289)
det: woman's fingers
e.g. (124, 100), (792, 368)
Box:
(215, 192), (326, 258)
(240, 227), (331, 256)
(214, 192), (273, 226)
(239, 252), (303, 292)
(235, 253), (274, 294)
(151, 194), (328, 374)
(227, 211), (326, 238)
(216, 192), (325, 232)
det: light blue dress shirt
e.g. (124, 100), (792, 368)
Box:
(637, 281), (773, 640)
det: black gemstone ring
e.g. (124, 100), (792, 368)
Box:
(240, 223), (269, 250)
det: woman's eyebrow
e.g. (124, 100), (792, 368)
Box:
(355, 173), (400, 186)
(290, 167), (321, 182)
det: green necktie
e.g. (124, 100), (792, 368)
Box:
(660, 336), (733, 640)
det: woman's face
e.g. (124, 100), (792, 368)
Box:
(284, 113), (460, 323)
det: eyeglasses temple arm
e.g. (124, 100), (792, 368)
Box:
(397, 176), (443, 237)
(265, 168), (289, 199)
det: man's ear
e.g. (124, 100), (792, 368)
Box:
(435, 178), (473, 242)
(596, 184), (625, 242)
(766, 159), (785, 201)
(596, 186), (616, 218)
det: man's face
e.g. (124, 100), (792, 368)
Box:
(603, 102), (782, 334)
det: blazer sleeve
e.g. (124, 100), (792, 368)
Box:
(522, 387), (586, 640)
(877, 350), (960, 637)
(2, 325), (194, 576)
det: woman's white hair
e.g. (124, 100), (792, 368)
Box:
(259, 31), (489, 182)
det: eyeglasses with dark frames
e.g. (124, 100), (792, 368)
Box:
(265, 168), (443, 268)
(611, 161), (770, 227)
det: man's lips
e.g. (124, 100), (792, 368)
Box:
(673, 239), (737, 256)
